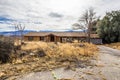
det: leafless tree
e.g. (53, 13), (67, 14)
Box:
(14, 23), (25, 45)
(72, 7), (98, 43)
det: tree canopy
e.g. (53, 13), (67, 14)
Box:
(97, 10), (120, 43)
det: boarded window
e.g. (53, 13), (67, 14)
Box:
(28, 36), (34, 41)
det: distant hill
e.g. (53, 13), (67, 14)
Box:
(39, 29), (83, 32)
(0, 30), (36, 36)
(0, 30), (83, 36)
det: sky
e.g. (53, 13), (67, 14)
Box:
(0, 0), (120, 32)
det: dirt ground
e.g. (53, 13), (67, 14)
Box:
(10, 46), (120, 80)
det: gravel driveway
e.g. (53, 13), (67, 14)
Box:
(98, 46), (120, 56)
(13, 46), (120, 80)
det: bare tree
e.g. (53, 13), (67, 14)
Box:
(72, 7), (98, 43)
(14, 23), (25, 45)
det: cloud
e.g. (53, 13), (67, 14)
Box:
(49, 12), (63, 18)
(0, 0), (120, 31)
(34, 22), (42, 24)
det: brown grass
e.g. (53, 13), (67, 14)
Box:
(21, 41), (98, 57)
(0, 42), (98, 79)
(105, 42), (120, 50)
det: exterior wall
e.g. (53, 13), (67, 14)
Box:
(34, 36), (40, 41)
(45, 35), (51, 42)
(46, 35), (60, 42)
(54, 36), (56, 42)
(24, 36), (28, 41)
(55, 36), (60, 42)
(60, 37), (86, 43)
(24, 36), (40, 41)
(90, 38), (102, 44)
(24, 36), (102, 44)
(45, 36), (49, 42)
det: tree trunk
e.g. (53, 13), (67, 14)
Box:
(88, 23), (91, 43)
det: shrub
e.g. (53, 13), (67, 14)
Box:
(0, 36), (14, 63)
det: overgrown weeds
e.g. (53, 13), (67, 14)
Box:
(0, 41), (98, 79)
(105, 42), (120, 50)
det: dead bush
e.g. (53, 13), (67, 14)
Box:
(37, 50), (46, 57)
(0, 37), (15, 63)
(34, 49), (46, 57)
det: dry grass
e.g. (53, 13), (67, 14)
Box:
(21, 41), (98, 56)
(0, 42), (98, 79)
(21, 41), (48, 50)
(105, 42), (120, 50)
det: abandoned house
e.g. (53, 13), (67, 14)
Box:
(24, 32), (102, 44)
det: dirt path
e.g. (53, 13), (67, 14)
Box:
(14, 46), (120, 80)
(98, 46), (120, 56)
(96, 46), (120, 80)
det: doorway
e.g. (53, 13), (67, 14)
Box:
(50, 34), (55, 42)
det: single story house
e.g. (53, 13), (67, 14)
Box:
(24, 32), (102, 44)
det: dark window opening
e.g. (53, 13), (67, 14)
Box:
(40, 37), (44, 41)
(28, 36), (34, 41)
(50, 35), (54, 42)
(60, 37), (62, 42)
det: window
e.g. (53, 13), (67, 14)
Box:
(28, 36), (34, 41)
(40, 37), (44, 41)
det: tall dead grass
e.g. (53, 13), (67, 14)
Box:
(0, 42), (98, 79)
(105, 42), (120, 50)
(21, 41), (98, 58)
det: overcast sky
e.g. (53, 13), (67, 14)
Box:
(0, 0), (120, 32)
